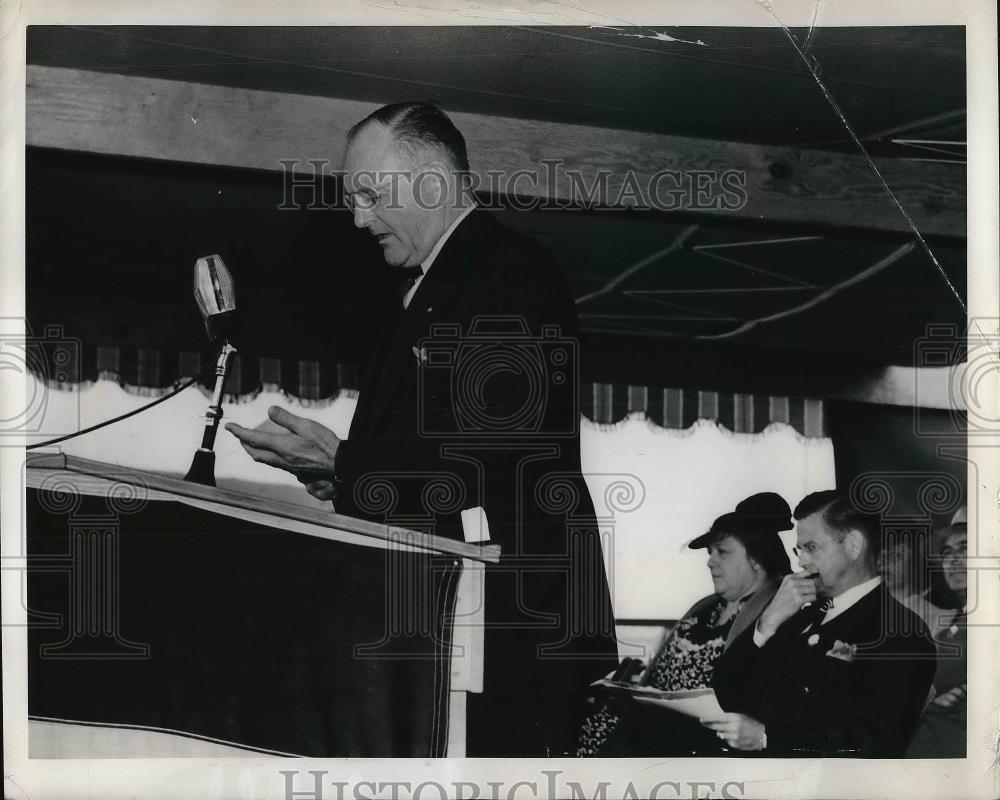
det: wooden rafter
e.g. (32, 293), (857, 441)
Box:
(27, 65), (965, 238)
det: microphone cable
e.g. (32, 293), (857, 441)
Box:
(26, 348), (223, 451)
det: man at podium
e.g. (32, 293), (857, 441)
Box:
(227, 101), (619, 756)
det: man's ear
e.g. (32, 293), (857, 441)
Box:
(845, 529), (865, 561)
(413, 160), (449, 207)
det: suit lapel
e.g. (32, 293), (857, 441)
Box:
(818, 585), (882, 639)
(363, 210), (492, 434)
(726, 580), (779, 649)
(350, 305), (404, 437)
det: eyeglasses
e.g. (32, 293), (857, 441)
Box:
(344, 162), (440, 213)
(344, 187), (387, 213)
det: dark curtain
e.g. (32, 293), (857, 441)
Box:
(26, 147), (399, 393)
(27, 489), (460, 757)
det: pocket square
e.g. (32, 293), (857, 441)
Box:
(825, 639), (857, 662)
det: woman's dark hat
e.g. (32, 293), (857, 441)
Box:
(688, 492), (794, 549)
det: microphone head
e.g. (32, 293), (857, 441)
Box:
(193, 255), (237, 342)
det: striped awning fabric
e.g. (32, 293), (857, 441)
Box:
(38, 346), (825, 437)
(582, 383), (825, 438)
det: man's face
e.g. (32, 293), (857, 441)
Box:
(343, 123), (443, 268)
(941, 530), (968, 594)
(794, 512), (854, 597)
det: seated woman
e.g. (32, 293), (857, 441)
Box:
(576, 492), (793, 756)
(907, 523), (967, 758)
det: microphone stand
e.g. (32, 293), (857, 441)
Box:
(184, 342), (237, 486)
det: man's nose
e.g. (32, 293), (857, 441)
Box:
(352, 205), (374, 229)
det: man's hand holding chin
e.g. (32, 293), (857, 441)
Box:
(757, 571), (820, 639)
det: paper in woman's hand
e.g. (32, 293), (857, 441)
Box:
(591, 679), (725, 720)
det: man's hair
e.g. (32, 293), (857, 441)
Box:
(347, 101), (470, 174)
(793, 490), (882, 564)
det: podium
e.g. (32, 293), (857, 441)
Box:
(25, 453), (499, 758)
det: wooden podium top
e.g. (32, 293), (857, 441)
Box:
(25, 452), (501, 563)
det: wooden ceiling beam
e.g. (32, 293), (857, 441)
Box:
(27, 65), (965, 238)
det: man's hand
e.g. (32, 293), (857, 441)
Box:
(225, 407), (341, 492)
(700, 713), (766, 751)
(757, 572), (820, 638)
(296, 476), (338, 502)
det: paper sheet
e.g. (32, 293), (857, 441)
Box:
(592, 680), (725, 720)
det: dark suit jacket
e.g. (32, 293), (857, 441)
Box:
(334, 209), (619, 755)
(712, 583), (936, 757)
(907, 604), (966, 758)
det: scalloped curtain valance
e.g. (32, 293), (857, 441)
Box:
(31, 345), (825, 438)
(582, 383), (825, 437)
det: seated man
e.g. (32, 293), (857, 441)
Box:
(907, 523), (968, 758)
(709, 491), (936, 757)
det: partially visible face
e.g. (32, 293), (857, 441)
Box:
(940, 530), (967, 594)
(794, 512), (854, 598)
(878, 539), (912, 590)
(343, 123), (444, 268)
(706, 534), (760, 601)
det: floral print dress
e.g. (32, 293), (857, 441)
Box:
(576, 594), (749, 756)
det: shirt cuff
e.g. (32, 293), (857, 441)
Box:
(752, 619), (773, 648)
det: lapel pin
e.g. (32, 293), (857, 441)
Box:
(807, 633), (820, 646)
(412, 345), (428, 363)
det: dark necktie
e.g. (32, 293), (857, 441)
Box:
(397, 266), (424, 306)
(801, 597), (833, 634)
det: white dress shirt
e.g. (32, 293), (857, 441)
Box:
(819, 575), (882, 625)
(753, 575), (883, 647)
(402, 203), (477, 309)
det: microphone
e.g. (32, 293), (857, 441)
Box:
(184, 255), (239, 486)
(193, 254), (237, 343)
